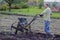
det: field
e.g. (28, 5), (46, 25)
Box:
(0, 7), (60, 40)
(0, 14), (60, 34)
(0, 14), (60, 40)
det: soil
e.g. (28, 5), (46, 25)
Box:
(0, 14), (60, 40)
(0, 32), (60, 40)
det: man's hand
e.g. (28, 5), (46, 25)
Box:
(37, 14), (43, 17)
(39, 14), (43, 17)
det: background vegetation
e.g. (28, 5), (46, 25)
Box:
(0, 0), (60, 18)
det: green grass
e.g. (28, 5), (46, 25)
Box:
(10, 7), (44, 15)
(51, 13), (60, 18)
(0, 7), (60, 18)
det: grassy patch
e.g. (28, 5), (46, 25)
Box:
(10, 7), (44, 15)
(51, 13), (60, 18)
(0, 7), (60, 18)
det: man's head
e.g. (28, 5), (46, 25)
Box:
(45, 4), (49, 8)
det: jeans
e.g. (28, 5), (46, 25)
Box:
(44, 20), (50, 34)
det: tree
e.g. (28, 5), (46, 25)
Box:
(39, 0), (44, 9)
(4, 0), (14, 11)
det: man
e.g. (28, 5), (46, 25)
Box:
(39, 4), (52, 34)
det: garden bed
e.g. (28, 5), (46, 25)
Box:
(0, 14), (60, 40)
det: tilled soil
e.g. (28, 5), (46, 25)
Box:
(0, 14), (60, 40)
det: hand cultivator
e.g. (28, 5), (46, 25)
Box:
(11, 14), (38, 35)
(11, 14), (56, 40)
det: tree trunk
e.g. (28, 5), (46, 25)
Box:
(9, 3), (11, 11)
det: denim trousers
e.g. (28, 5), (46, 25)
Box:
(44, 20), (50, 34)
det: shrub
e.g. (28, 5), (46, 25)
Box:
(21, 3), (29, 8)
(11, 3), (29, 9)
(39, 3), (43, 9)
(11, 4), (21, 9)
(0, 4), (9, 11)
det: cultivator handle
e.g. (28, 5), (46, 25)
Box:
(25, 14), (38, 27)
